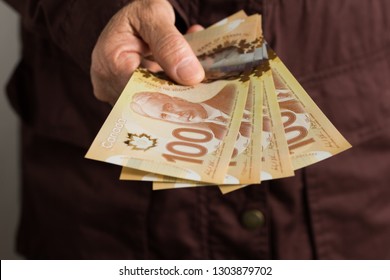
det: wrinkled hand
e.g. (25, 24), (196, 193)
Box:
(91, 0), (205, 105)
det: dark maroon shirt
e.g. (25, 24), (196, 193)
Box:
(4, 0), (390, 259)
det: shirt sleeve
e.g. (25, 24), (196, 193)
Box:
(3, 0), (132, 73)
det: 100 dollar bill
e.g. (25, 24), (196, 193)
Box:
(185, 14), (263, 81)
(261, 63), (294, 179)
(268, 49), (352, 169)
(86, 68), (249, 184)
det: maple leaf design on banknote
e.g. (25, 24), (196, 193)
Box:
(124, 133), (158, 151)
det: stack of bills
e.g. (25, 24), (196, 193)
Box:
(85, 11), (351, 194)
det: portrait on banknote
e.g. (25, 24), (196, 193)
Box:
(129, 83), (238, 141)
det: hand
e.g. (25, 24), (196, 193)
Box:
(91, 0), (205, 105)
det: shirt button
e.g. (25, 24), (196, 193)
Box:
(241, 210), (265, 230)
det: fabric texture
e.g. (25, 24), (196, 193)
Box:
(3, 0), (390, 259)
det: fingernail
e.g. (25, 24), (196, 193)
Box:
(176, 57), (204, 84)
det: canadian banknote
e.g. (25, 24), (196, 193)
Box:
(268, 48), (352, 169)
(258, 62), (294, 180)
(86, 68), (249, 184)
(185, 14), (263, 81)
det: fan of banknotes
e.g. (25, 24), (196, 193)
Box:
(85, 11), (351, 194)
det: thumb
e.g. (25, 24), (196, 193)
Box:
(133, 1), (204, 85)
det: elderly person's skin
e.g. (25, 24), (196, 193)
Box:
(91, 0), (205, 105)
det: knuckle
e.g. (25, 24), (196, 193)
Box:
(154, 33), (190, 64)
